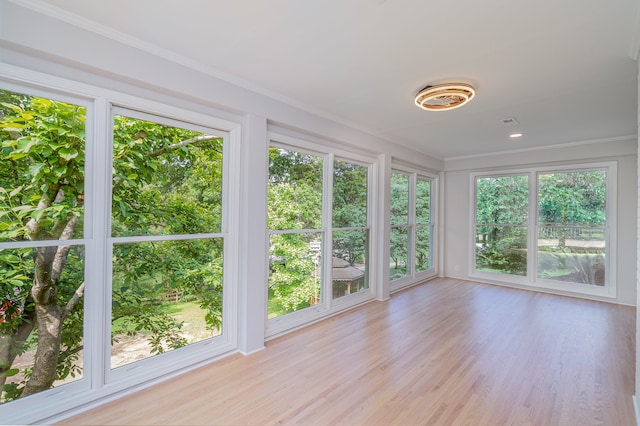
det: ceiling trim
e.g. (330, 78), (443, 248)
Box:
(444, 135), (637, 162)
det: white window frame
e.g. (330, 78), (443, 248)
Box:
(106, 105), (238, 384)
(266, 132), (377, 338)
(0, 79), (96, 423)
(390, 165), (438, 293)
(0, 64), (242, 424)
(470, 162), (617, 299)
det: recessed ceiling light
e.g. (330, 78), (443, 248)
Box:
(509, 133), (523, 138)
(414, 83), (475, 111)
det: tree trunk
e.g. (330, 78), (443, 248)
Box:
(19, 246), (63, 397)
(19, 223), (83, 398)
(20, 303), (63, 397)
(0, 314), (35, 390)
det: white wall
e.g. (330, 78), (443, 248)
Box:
(443, 140), (638, 306)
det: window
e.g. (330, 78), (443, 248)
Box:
(415, 176), (433, 274)
(332, 160), (369, 299)
(267, 146), (324, 318)
(390, 172), (410, 280)
(472, 164), (615, 297)
(109, 110), (227, 370)
(267, 137), (374, 332)
(0, 89), (88, 402)
(0, 78), (238, 422)
(390, 169), (436, 288)
(537, 170), (607, 286)
(475, 175), (528, 276)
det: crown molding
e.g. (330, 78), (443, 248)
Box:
(444, 135), (637, 162)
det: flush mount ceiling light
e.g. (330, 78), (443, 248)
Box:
(414, 83), (475, 111)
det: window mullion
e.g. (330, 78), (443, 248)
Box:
(409, 173), (417, 278)
(323, 153), (334, 308)
(88, 97), (111, 392)
(529, 171), (537, 280)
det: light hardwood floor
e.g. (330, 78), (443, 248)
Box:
(60, 278), (636, 425)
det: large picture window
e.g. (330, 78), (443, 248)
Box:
(390, 169), (436, 288)
(0, 78), (237, 423)
(537, 170), (607, 286)
(475, 175), (528, 276)
(267, 137), (374, 332)
(472, 164), (615, 297)
(109, 110), (226, 370)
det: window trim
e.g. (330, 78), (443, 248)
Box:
(469, 162), (617, 299)
(106, 105), (237, 384)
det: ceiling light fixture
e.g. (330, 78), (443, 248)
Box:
(414, 83), (475, 111)
(509, 133), (523, 138)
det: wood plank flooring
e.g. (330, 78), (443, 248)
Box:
(59, 278), (636, 425)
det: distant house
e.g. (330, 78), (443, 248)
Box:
(330, 257), (366, 299)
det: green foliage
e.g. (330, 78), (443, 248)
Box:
(538, 171), (605, 226)
(267, 152), (371, 315)
(389, 173), (432, 278)
(476, 175), (528, 225)
(390, 172), (409, 226)
(0, 95), (85, 242)
(475, 171), (607, 280)
(333, 160), (367, 228)
(0, 90), (225, 402)
(269, 233), (320, 313)
(268, 147), (322, 230)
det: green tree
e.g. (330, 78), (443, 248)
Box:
(390, 173), (409, 277)
(268, 148), (322, 315)
(0, 91), (224, 402)
(475, 175), (528, 275)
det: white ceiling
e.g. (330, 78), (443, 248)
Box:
(36, 0), (640, 159)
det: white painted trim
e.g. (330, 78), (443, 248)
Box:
(445, 135), (636, 163)
(635, 394), (640, 425)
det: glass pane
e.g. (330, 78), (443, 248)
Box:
(390, 226), (410, 280)
(475, 225), (527, 276)
(538, 170), (606, 227)
(538, 227), (605, 285)
(268, 147), (323, 230)
(268, 232), (322, 318)
(416, 177), (431, 224)
(332, 229), (368, 299)
(0, 90), (85, 242)
(390, 172), (409, 226)
(476, 175), (528, 225)
(111, 239), (223, 369)
(0, 245), (85, 403)
(112, 115), (223, 237)
(333, 161), (368, 228)
(415, 225), (431, 273)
